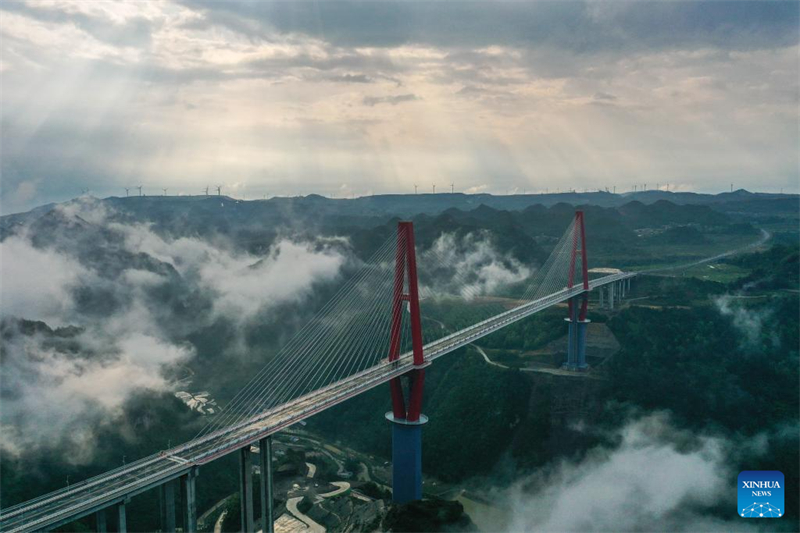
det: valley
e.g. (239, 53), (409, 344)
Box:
(1, 191), (797, 532)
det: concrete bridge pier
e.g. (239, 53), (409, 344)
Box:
(258, 437), (275, 533)
(563, 297), (589, 371)
(608, 283), (615, 309)
(386, 413), (428, 503)
(116, 501), (127, 533)
(159, 480), (176, 532)
(95, 509), (106, 533)
(239, 447), (255, 533)
(181, 467), (198, 533)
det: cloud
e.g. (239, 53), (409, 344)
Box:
(0, 235), (85, 323)
(464, 184), (489, 194)
(0, 201), (351, 460)
(593, 91), (617, 101)
(502, 414), (756, 532)
(205, 240), (346, 319)
(3, 179), (40, 206)
(0, 0), (155, 48)
(113, 222), (348, 321)
(0, 324), (192, 464)
(179, 1), (799, 52)
(0, 0), (797, 212)
(714, 295), (778, 349)
(330, 73), (372, 83)
(362, 93), (419, 106)
(422, 232), (531, 299)
(456, 85), (491, 99)
(0, 227), (193, 461)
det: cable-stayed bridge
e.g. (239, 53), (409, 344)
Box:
(1, 212), (636, 533)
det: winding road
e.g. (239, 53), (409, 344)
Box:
(286, 497), (325, 533)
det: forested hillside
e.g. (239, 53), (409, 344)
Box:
(1, 194), (797, 531)
(311, 244), (800, 526)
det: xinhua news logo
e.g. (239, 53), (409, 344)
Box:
(738, 471), (784, 518)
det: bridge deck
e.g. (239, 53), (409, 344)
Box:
(0, 273), (633, 533)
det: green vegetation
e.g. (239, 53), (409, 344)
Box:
(601, 246), (799, 522)
(608, 300), (798, 432)
(669, 262), (750, 283)
(424, 352), (530, 481)
(726, 243), (799, 291)
(277, 449), (307, 477)
(605, 297), (799, 522)
(644, 224), (708, 245)
(219, 492), (241, 533)
(310, 348), (530, 482)
(472, 308), (565, 351)
(217, 474), (282, 533)
(359, 481), (391, 500)
(297, 496), (313, 514)
(621, 274), (727, 306)
(309, 451), (341, 482)
(383, 499), (477, 532)
(344, 457), (361, 474)
(2, 193), (798, 531)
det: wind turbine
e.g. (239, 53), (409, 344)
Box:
(216, 185), (222, 196)
(432, 184), (436, 194)
(414, 184), (418, 195)
(162, 188), (168, 196)
(137, 185), (142, 197)
(204, 186), (209, 196)
(450, 183), (454, 194)
(124, 187), (130, 197)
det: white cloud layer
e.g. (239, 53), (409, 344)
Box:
(503, 414), (757, 532)
(113, 222), (347, 320)
(1, 1), (797, 212)
(0, 235), (84, 323)
(0, 201), (349, 460)
(714, 294), (778, 350)
(422, 232), (531, 299)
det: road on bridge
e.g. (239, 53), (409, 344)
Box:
(1, 275), (633, 533)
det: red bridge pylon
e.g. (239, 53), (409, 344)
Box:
(567, 210), (590, 321)
(565, 210), (590, 371)
(388, 221), (426, 422)
(386, 221), (428, 504)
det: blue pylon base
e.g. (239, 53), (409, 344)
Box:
(386, 412), (428, 504)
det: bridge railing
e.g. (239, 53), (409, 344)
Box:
(1, 258), (636, 533)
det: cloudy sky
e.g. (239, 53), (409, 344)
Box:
(1, 1), (797, 213)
